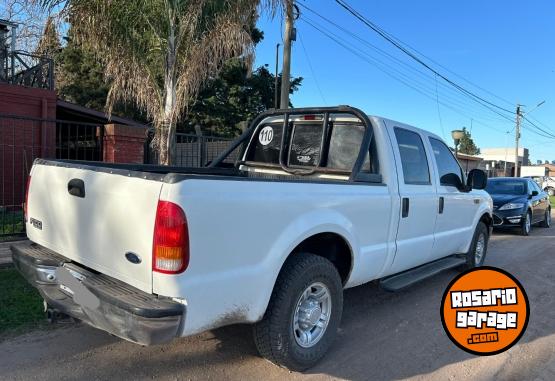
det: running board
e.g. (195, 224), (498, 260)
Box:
(379, 256), (466, 292)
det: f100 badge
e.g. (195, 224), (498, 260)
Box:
(440, 267), (529, 355)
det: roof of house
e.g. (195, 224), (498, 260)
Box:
(456, 152), (482, 162)
(56, 99), (149, 128)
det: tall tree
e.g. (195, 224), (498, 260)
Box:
(34, 17), (61, 58)
(42, 0), (281, 165)
(185, 60), (302, 137)
(458, 127), (480, 155)
(56, 28), (147, 121)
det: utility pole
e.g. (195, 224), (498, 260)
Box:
(274, 43), (280, 109)
(514, 104), (522, 177)
(280, 0), (294, 109)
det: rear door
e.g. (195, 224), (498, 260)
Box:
(428, 137), (478, 260)
(26, 162), (163, 293)
(387, 125), (437, 274)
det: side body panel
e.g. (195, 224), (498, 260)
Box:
(154, 178), (394, 336)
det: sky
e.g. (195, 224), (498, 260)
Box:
(254, 0), (555, 163)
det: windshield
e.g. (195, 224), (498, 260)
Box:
(485, 180), (527, 195)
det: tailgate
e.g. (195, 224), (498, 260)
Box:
(26, 162), (163, 293)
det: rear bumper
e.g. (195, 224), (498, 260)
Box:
(11, 241), (186, 346)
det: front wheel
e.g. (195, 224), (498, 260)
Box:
(253, 253), (343, 371)
(461, 222), (489, 270)
(547, 188), (555, 197)
(521, 210), (532, 236)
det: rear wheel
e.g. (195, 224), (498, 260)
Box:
(541, 208), (552, 228)
(520, 211), (532, 236)
(253, 253), (343, 371)
(461, 222), (489, 270)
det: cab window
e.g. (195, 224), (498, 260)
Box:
(394, 128), (430, 185)
(429, 137), (464, 186)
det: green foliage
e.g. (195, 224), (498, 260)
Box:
(34, 17), (61, 58)
(185, 60), (303, 137)
(0, 211), (24, 241)
(56, 29), (147, 121)
(0, 268), (46, 336)
(458, 127), (480, 155)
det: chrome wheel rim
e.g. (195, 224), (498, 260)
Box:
(293, 282), (331, 348)
(525, 213), (531, 233)
(475, 233), (485, 265)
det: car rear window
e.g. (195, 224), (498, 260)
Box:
(244, 117), (378, 175)
(246, 124), (283, 164)
(288, 123), (324, 167)
(327, 123), (371, 172)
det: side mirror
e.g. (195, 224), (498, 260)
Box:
(467, 169), (487, 190)
(440, 173), (465, 191)
(531, 190), (539, 197)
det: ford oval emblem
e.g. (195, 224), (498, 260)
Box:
(125, 252), (142, 264)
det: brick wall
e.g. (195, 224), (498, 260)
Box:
(103, 124), (148, 164)
(0, 84), (57, 208)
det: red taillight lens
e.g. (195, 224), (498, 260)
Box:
(24, 176), (31, 222)
(153, 200), (189, 274)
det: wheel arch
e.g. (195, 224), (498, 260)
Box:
(287, 232), (354, 285)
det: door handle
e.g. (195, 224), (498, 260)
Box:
(402, 197), (410, 218)
(68, 178), (85, 198)
(439, 197), (444, 214)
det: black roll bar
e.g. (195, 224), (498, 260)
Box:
(208, 105), (377, 183)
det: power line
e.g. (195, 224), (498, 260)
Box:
(298, 5), (515, 126)
(334, 0), (517, 118)
(435, 74), (446, 139)
(300, 17), (509, 134)
(298, 34), (328, 105)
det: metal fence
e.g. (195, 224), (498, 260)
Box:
(145, 132), (237, 166)
(0, 114), (104, 240)
(1, 51), (54, 90)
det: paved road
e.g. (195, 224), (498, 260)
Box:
(2, 221), (555, 381)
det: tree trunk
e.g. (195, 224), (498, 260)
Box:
(157, 11), (177, 166)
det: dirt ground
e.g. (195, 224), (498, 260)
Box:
(1, 220), (554, 381)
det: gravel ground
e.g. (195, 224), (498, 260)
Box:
(1, 218), (554, 381)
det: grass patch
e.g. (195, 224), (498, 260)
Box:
(0, 267), (46, 337)
(550, 196), (555, 208)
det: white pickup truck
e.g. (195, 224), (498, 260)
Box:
(12, 106), (492, 370)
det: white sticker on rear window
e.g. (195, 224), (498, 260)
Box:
(259, 126), (274, 146)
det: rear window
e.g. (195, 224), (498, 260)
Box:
(246, 124), (283, 164)
(244, 117), (379, 175)
(327, 123), (371, 172)
(289, 123), (324, 167)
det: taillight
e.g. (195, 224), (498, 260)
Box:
(24, 176), (31, 222)
(152, 200), (189, 274)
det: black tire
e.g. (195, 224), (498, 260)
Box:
(541, 208), (552, 228)
(520, 210), (532, 236)
(253, 253), (343, 371)
(461, 222), (489, 270)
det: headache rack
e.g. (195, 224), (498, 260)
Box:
(209, 106), (382, 183)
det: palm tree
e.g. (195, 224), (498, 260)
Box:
(40, 0), (280, 164)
